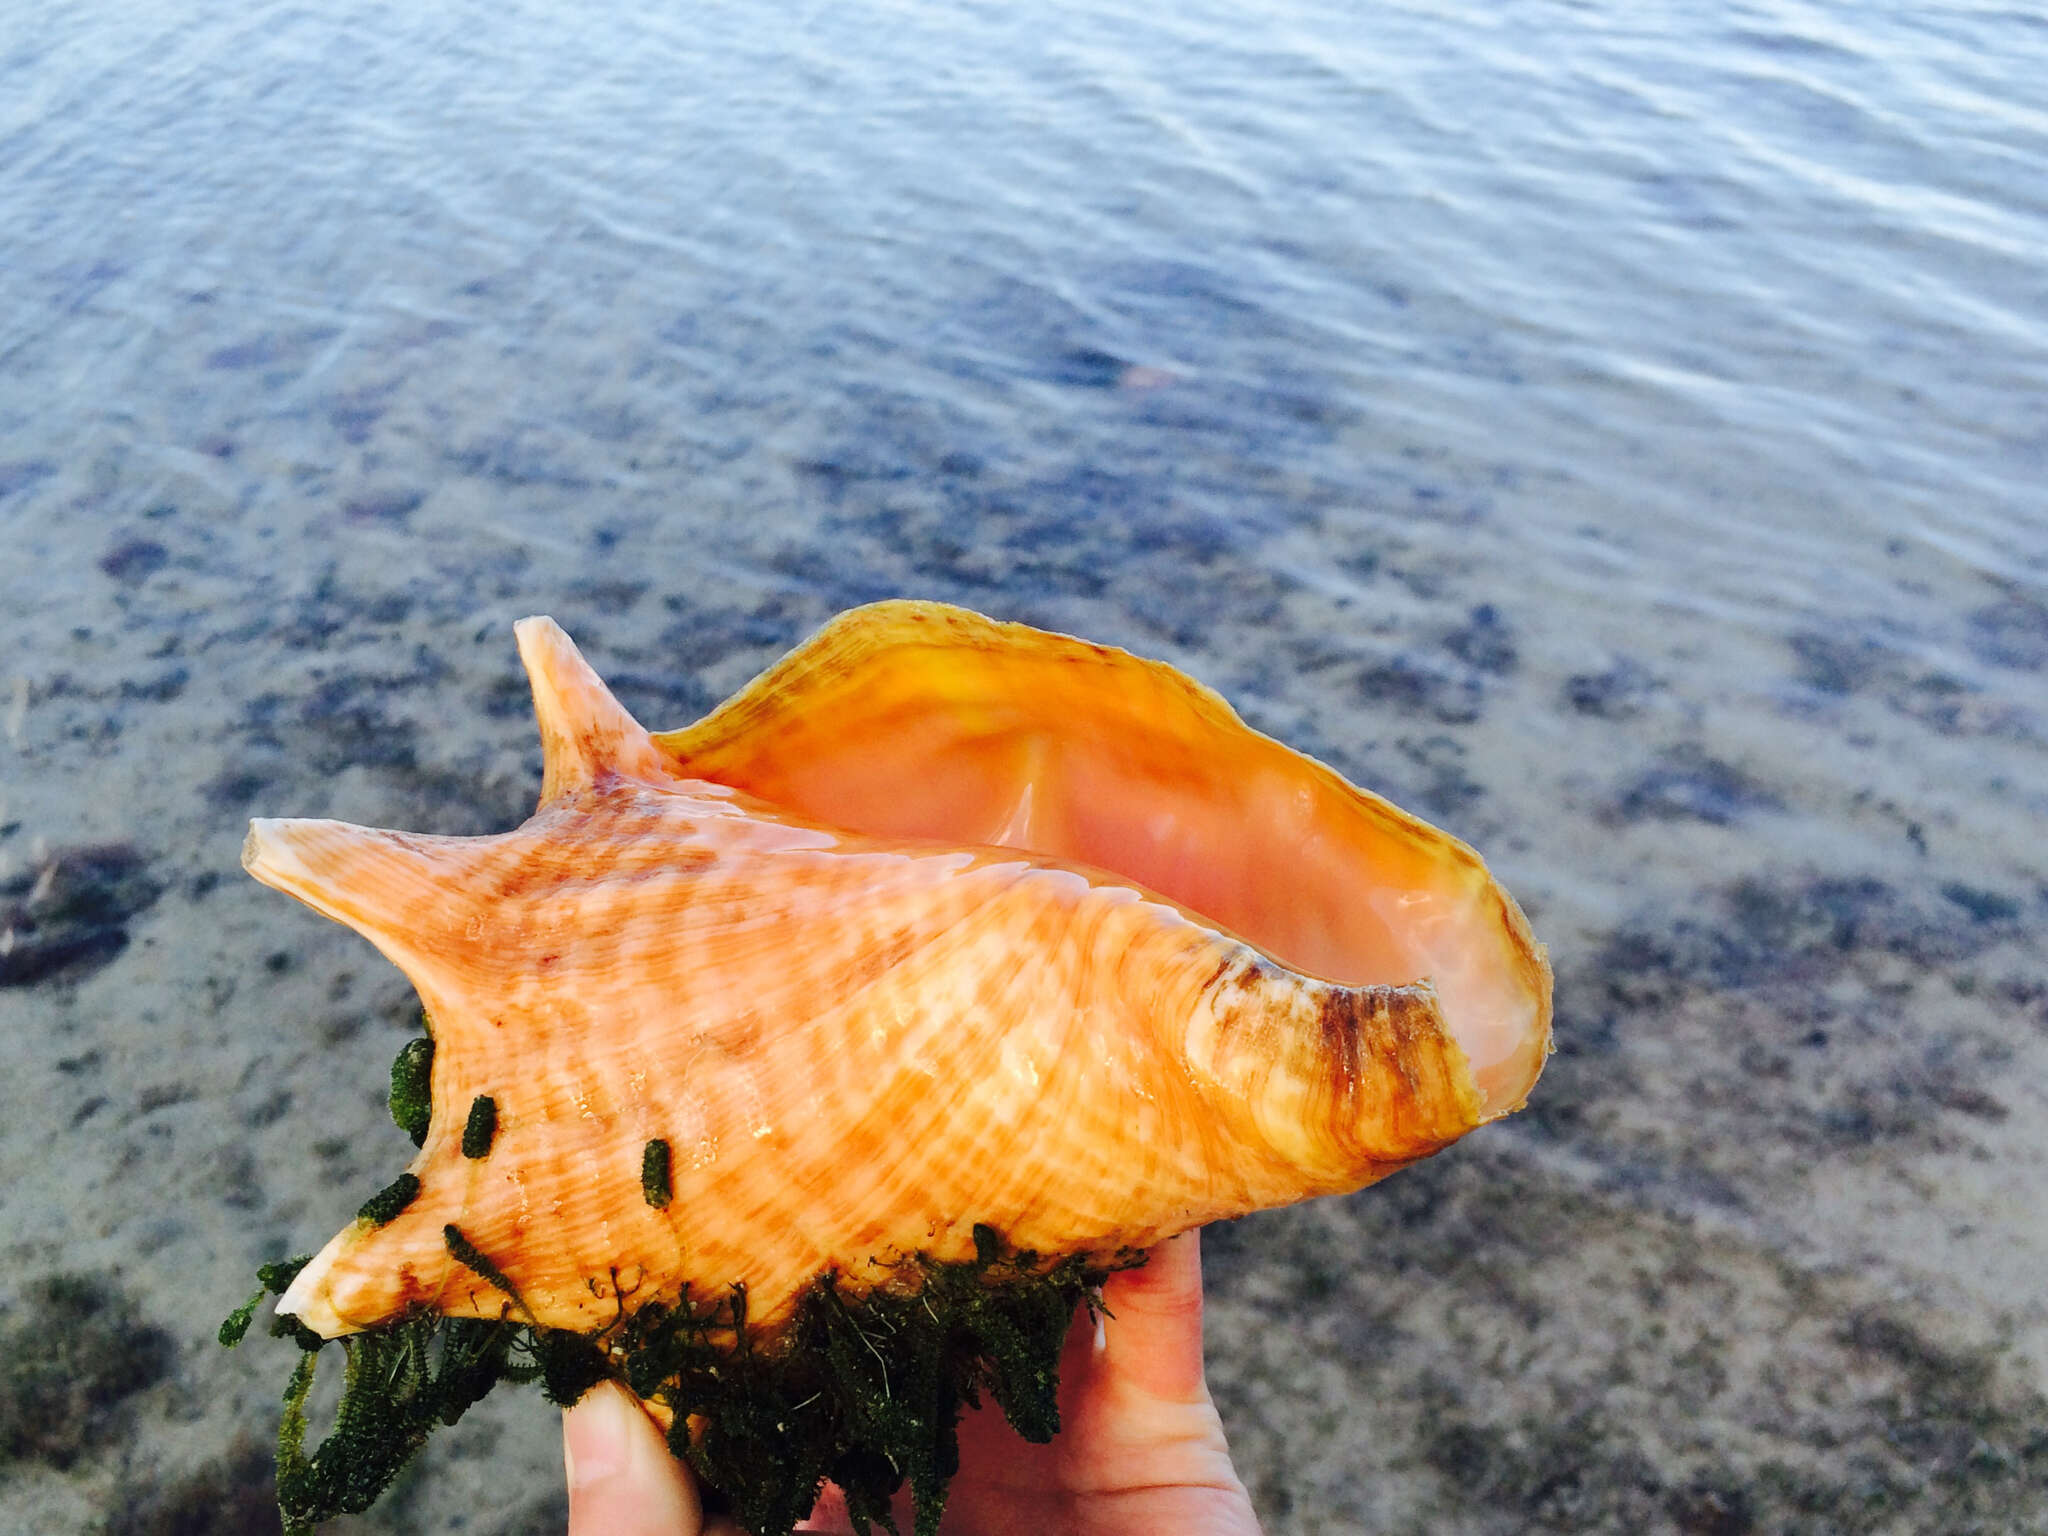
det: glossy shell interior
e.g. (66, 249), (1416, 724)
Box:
(657, 602), (1551, 1118)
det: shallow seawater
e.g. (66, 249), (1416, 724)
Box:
(2, 1), (2044, 1532)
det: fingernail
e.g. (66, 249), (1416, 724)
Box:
(564, 1382), (636, 1490)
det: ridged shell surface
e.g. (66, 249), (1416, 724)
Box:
(242, 603), (1551, 1342)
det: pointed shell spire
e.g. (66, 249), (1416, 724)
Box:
(514, 615), (675, 802)
(244, 604), (1550, 1343)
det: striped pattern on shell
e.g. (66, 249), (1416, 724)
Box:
(242, 601), (1552, 1341)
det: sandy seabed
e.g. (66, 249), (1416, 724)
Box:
(2, 414), (2044, 1536)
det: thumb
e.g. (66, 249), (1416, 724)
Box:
(1097, 1228), (1210, 1403)
(564, 1380), (704, 1536)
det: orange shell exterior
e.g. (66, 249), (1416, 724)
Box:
(243, 602), (1551, 1341)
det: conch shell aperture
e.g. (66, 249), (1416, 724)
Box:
(237, 600), (1551, 1528)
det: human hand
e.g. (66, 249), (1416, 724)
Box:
(562, 1230), (1263, 1536)
(563, 1378), (745, 1536)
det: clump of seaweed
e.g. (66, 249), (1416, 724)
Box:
(224, 1224), (1129, 1536)
(386, 1035), (433, 1147)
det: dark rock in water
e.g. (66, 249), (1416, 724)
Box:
(1787, 628), (1888, 694)
(1609, 747), (1781, 825)
(657, 602), (807, 676)
(362, 591), (413, 624)
(1398, 733), (1486, 821)
(566, 577), (649, 613)
(99, 538), (170, 584)
(343, 488), (424, 526)
(1939, 882), (2021, 925)
(1356, 651), (1485, 725)
(1783, 616), (2034, 738)
(1443, 603), (1518, 676)
(205, 326), (338, 372)
(793, 448), (912, 493)
(206, 335), (286, 370)
(1563, 656), (1659, 719)
(0, 924), (127, 983)
(0, 1273), (175, 1470)
(296, 675), (419, 773)
(1049, 346), (1132, 388)
(121, 666), (191, 704)
(0, 842), (163, 987)
(1968, 592), (2048, 672)
(1665, 1481), (1755, 1536)
(106, 1436), (278, 1536)
(210, 1142), (265, 1211)
(0, 458), (56, 499)
(201, 766), (274, 811)
(605, 668), (719, 729)
(330, 400), (386, 445)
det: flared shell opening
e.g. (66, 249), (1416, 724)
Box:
(653, 602), (1552, 1117)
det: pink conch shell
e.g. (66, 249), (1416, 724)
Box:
(242, 602), (1551, 1341)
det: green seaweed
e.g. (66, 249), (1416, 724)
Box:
(461, 1095), (497, 1159)
(642, 1138), (673, 1209)
(218, 1256), (310, 1347)
(272, 1308), (521, 1534)
(355, 1173), (419, 1228)
(442, 1224), (529, 1316)
(226, 1224), (1136, 1536)
(387, 1037), (433, 1147)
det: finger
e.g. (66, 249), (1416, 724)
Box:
(795, 1481), (857, 1533)
(1097, 1229), (1208, 1403)
(565, 1380), (704, 1536)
